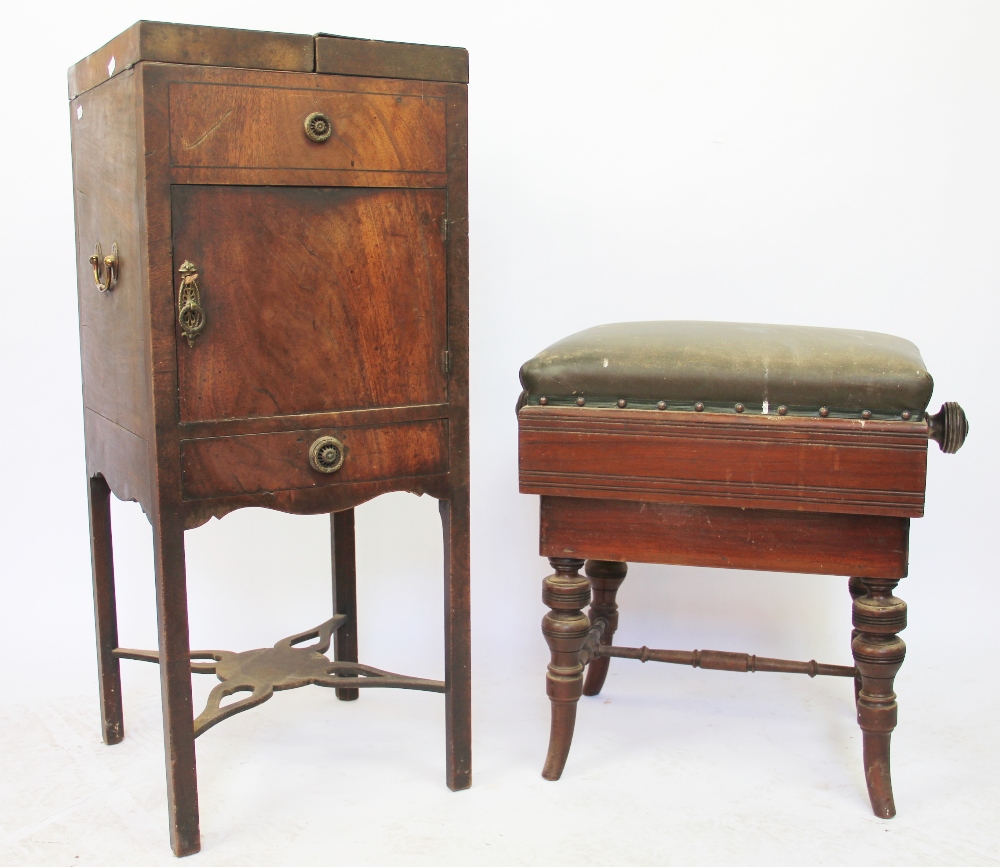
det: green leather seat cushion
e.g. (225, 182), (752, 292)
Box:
(519, 321), (933, 417)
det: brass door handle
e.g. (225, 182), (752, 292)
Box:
(90, 242), (119, 292)
(308, 436), (346, 473)
(177, 260), (206, 347)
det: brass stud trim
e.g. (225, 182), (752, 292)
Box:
(525, 397), (922, 420)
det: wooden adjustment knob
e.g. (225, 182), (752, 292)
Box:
(927, 402), (969, 454)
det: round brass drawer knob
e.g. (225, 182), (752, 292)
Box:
(304, 111), (333, 142)
(308, 436), (346, 473)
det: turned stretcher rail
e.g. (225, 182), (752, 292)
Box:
(596, 644), (857, 678)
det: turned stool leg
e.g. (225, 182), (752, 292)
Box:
(852, 577), (907, 819)
(848, 576), (867, 704)
(541, 558), (590, 781)
(582, 560), (627, 697)
(331, 509), (359, 702)
(88, 475), (124, 745)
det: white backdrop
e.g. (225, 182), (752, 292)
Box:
(1, 3), (997, 865)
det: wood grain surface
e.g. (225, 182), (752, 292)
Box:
(87, 475), (124, 745)
(172, 184), (448, 422)
(71, 69), (156, 516)
(169, 166), (446, 189)
(181, 419), (449, 499)
(178, 402), (449, 440)
(68, 23), (467, 99)
(315, 34), (469, 83)
(540, 496), (910, 578)
(72, 70), (151, 443)
(520, 406), (928, 517)
(181, 474), (451, 531)
(84, 409), (151, 509)
(169, 82), (446, 172)
(71, 41), (470, 853)
(68, 21), (314, 98)
(331, 510), (360, 701)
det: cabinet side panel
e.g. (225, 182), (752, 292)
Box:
(71, 70), (152, 494)
(84, 409), (152, 509)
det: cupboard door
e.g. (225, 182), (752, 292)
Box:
(172, 185), (448, 422)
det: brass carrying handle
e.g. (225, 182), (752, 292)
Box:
(927, 402), (969, 453)
(90, 242), (119, 292)
(177, 260), (206, 347)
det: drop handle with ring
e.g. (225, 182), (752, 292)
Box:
(177, 260), (206, 347)
(309, 436), (346, 473)
(90, 242), (119, 292)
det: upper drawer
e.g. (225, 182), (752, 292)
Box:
(169, 82), (446, 172)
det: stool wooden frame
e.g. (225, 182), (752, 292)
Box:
(519, 401), (965, 817)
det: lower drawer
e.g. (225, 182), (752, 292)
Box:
(181, 419), (448, 500)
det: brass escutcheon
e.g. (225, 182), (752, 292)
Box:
(177, 261), (206, 347)
(308, 436), (346, 474)
(304, 111), (333, 142)
(90, 242), (119, 292)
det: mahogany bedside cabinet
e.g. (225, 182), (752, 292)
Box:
(69, 22), (469, 856)
(517, 321), (967, 817)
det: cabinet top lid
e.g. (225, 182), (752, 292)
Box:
(68, 21), (469, 99)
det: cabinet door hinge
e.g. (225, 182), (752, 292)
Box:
(442, 349), (451, 375)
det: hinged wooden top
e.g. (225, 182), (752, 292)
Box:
(68, 21), (469, 99)
(314, 33), (468, 84)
